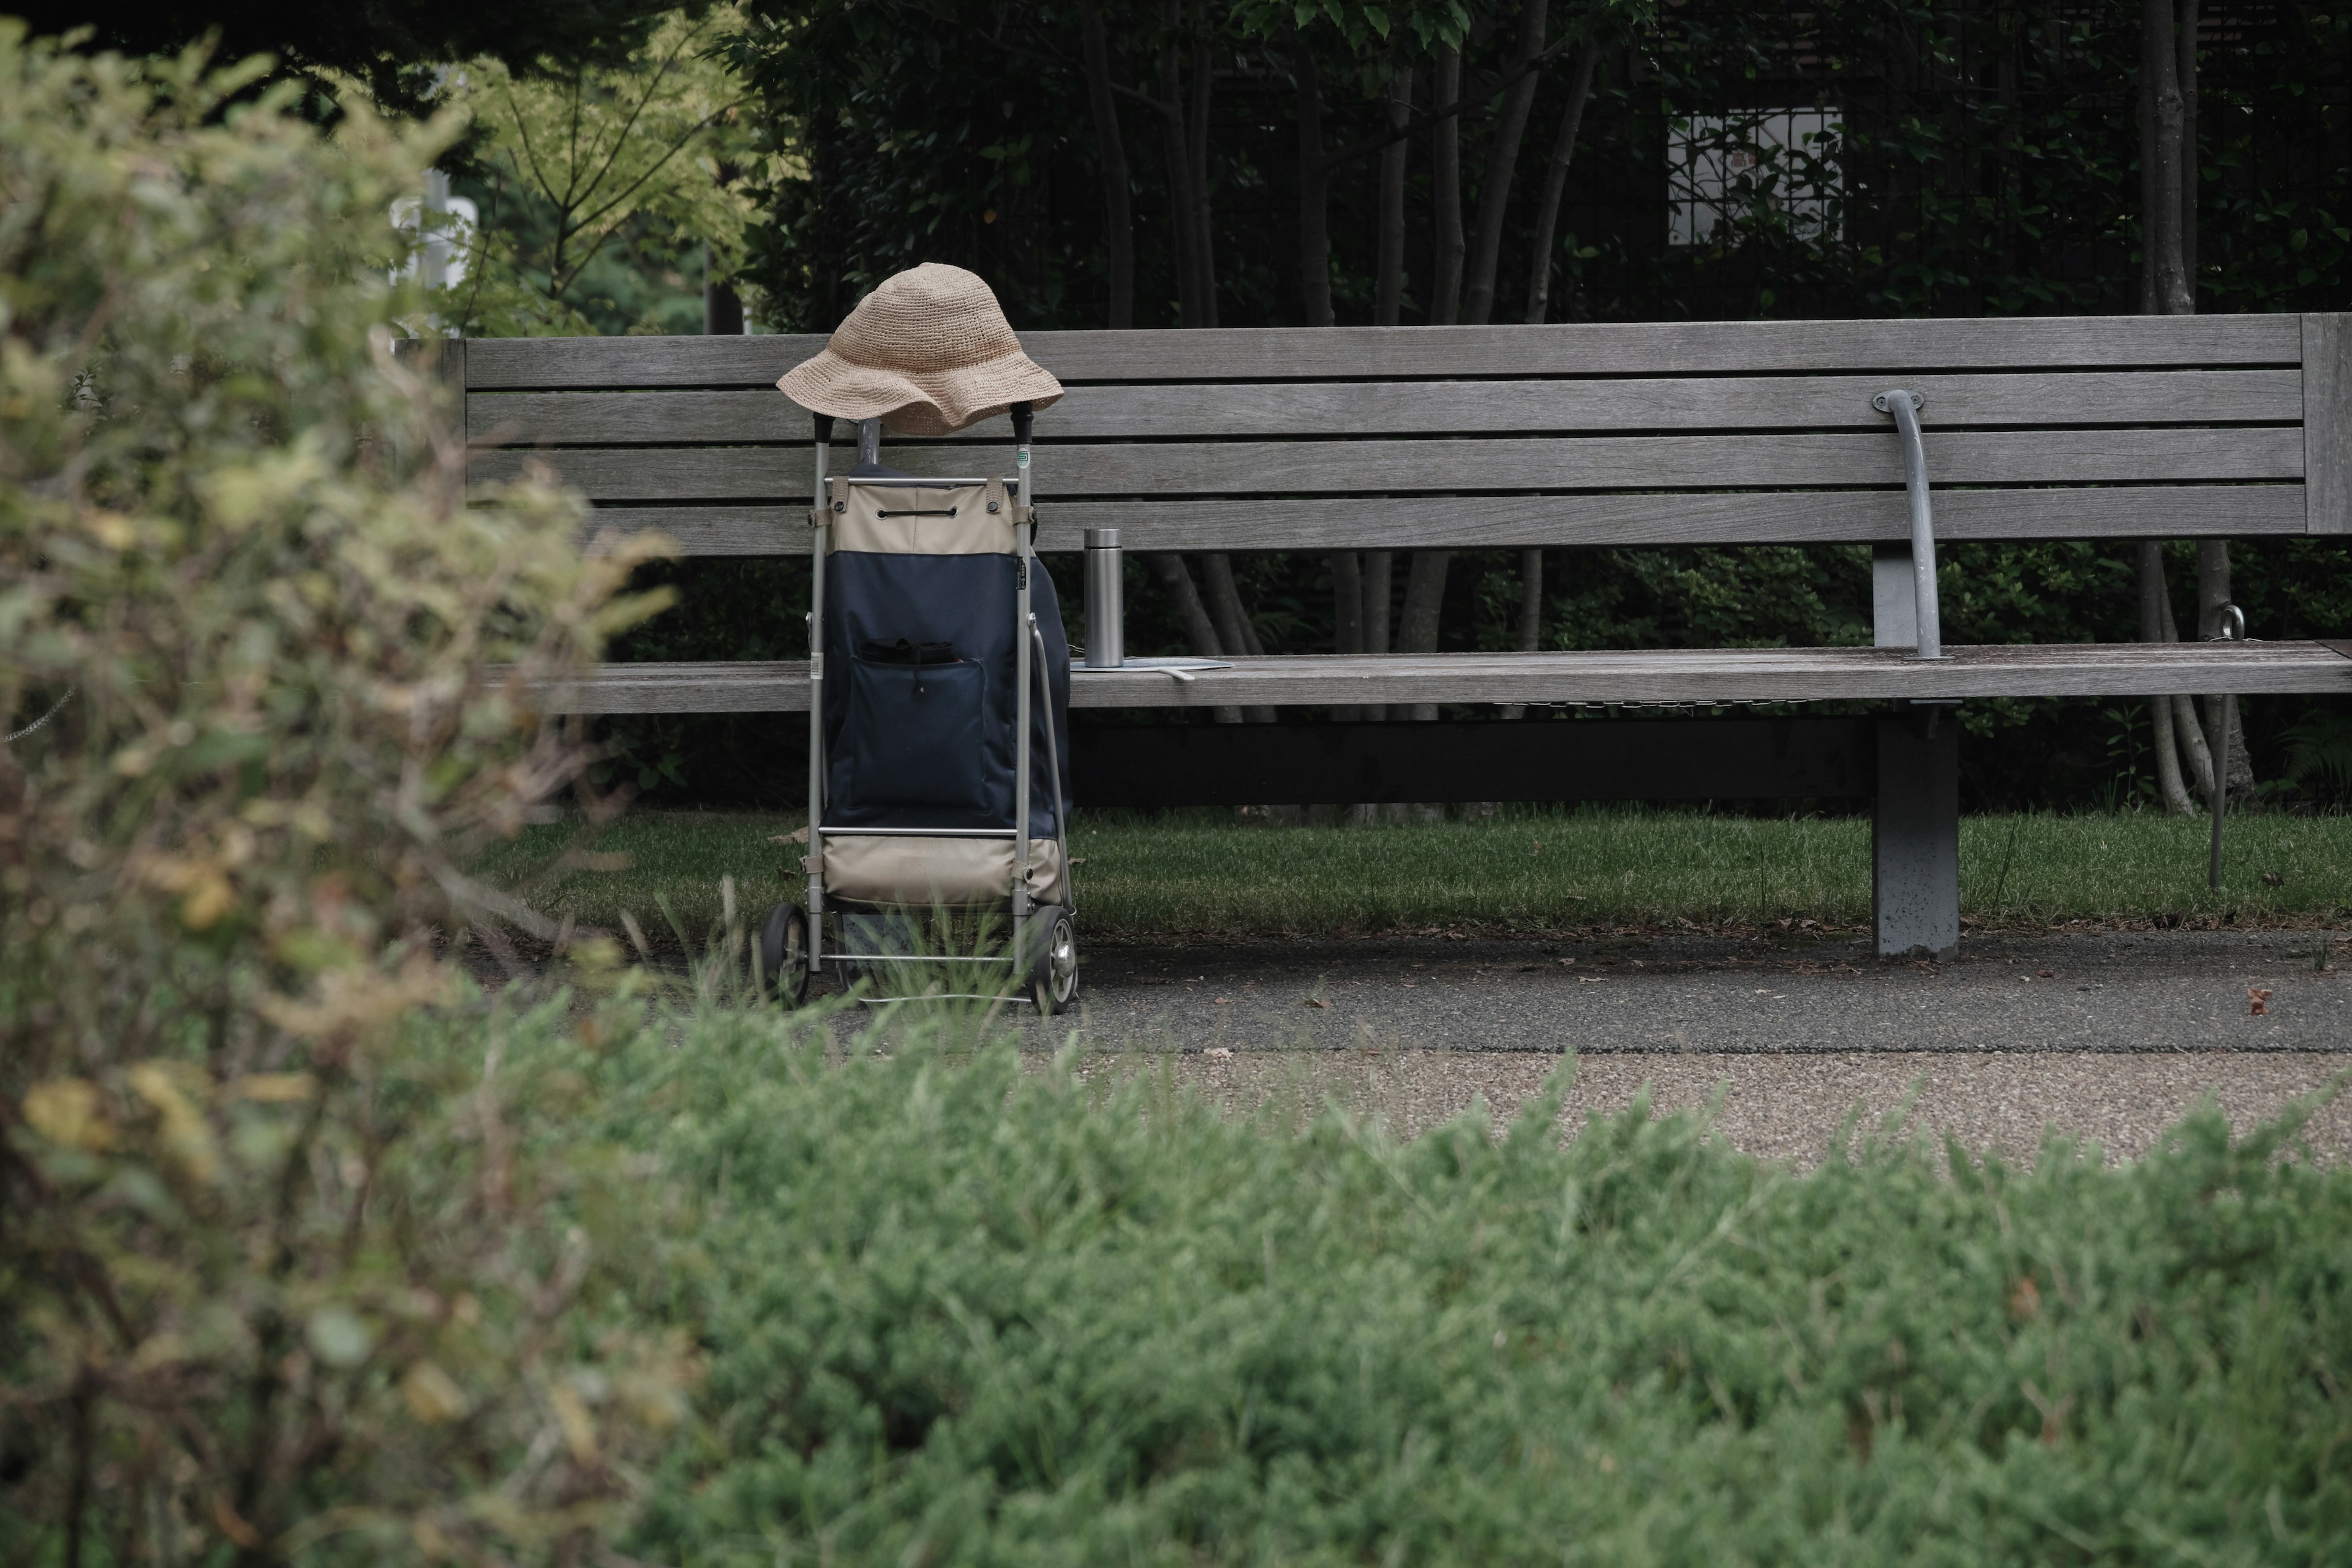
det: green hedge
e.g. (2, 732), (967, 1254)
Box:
(577, 1000), (2352, 1565)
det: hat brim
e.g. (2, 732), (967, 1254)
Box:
(778, 344), (1064, 437)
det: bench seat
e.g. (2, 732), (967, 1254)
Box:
(543, 639), (2352, 715)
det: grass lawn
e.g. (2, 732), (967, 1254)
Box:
(480, 805), (2352, 943)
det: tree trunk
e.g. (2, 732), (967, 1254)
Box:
(1157, 2), (1204, 329)
(1522, 40), (1599, 324)
(1363, 549), (1393, 656)
(1331, 553), (1364, 656)
(808, 112), (846, 328)
(1360, 546), (1392, 722)
(703, 256), (744, 334)
(1200, 553), (1264, 658)
(1404, 45), (1466, 726)
(1148, 553), (1220, 657)
(2174, 692), (2217, 801)
(2142, 0), (2192, 314)
(2196, 539), (2253, 789)
(2155, 587), (2215, 800)
(1461, 0), (1551, 326)
(2136, 35), (2157, 314)
(1499, 546), (1547, 720)
(1079, 2), (1136, 328)
(1396, 550), (1450, 722)
(1293, 32), (1332, 327)
(2138, 541), (2196, 815)
(2142, 0), (2207, 802)
(1189, 31), (1219, 325)
(1430, 45), (1465, 325)
(1395, 550), (1450, 816)
(1200, 553), (1272, 723)
(2178, 0), (2198, 298)
(1374, 69), (1412, 326)
(1148, 553), (1240, 723)
(1329, 549), (1364, 721)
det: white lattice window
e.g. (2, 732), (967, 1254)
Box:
(1668, 109), (1843, 246)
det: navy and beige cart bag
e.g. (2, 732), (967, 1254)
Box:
(760, 406), (1079, 1012)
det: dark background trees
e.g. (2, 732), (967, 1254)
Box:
(43, 0), (2338, 810)
(13, 0), (676, 109)
(597, 0), (2350, 811)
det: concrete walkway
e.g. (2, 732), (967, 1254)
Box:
(1023, 928), (2350, 1055)
(996, 928), (2352, 1165)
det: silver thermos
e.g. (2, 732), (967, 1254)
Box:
(1083, 527), (1123, 668)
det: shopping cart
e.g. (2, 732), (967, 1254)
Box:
(760, 404), (1077, 1012)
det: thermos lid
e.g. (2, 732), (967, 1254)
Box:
(1083, 527), (1120, 549)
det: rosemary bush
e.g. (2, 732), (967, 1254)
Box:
(612, 1016), (2352, 1566)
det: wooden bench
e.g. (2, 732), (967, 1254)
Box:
(457, 314), (2352, 959)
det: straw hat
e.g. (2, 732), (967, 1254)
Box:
(778, 263), (1063, 437)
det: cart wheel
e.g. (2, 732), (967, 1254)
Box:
(1031, 909), (1079, 1016)
(760, 903), (810, 1007)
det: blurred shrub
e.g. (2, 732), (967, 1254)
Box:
(0, 26), (684, 1563)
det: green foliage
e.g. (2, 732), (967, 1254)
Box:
(443, 5), (778, 336)
(589, 1010), (2352, 1563)
(0, 29), (684, 1562)
(4, 984), (703, 1565)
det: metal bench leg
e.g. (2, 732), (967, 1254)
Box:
(1873, 703), (1959, 961)
(1872, 544), (1959, 960)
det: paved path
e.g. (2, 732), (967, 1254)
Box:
(481, 926), (2351, 1163)
(1058, 1047), (2352, 1167)
(982, 928), (2352, 1164)
(1014, 928), (2350, 1055)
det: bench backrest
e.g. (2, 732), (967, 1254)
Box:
(464, 315), (2350, 556)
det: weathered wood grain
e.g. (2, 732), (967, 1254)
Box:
(582, 484), (2305, 556)
(536, 640), (2352, 715)
(2307, 314), (2351, 534)
(468, 369), (2305, 447)
(463, 315), (2305, 390)
(478, 427), (2301, 501)
(581, 507), (805, 555)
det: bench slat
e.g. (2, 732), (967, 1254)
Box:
(2309, 314), (2351, 534)
(542, 641), (2352, 715)
(470, 370), (2306, 446)
(583, 483), (2308, 557)
(462, 315), (2306, 390)
(480, 427), (2302, 502)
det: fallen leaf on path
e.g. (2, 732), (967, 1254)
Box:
(1577, 976), (1604, 984)
(1304, 997), (1330, 1009)
(2037, 968), (2052, 979)
(2249, 987), (2272, 1016)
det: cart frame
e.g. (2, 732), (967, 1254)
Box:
(793, 403), (1068, 1001)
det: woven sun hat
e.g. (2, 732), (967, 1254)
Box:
(778, 263), (1063, 437)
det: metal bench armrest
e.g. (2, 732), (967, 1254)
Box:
(1874, 390), (1945, 661)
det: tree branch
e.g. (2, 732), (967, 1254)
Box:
(1319, 32), (1585, 172)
